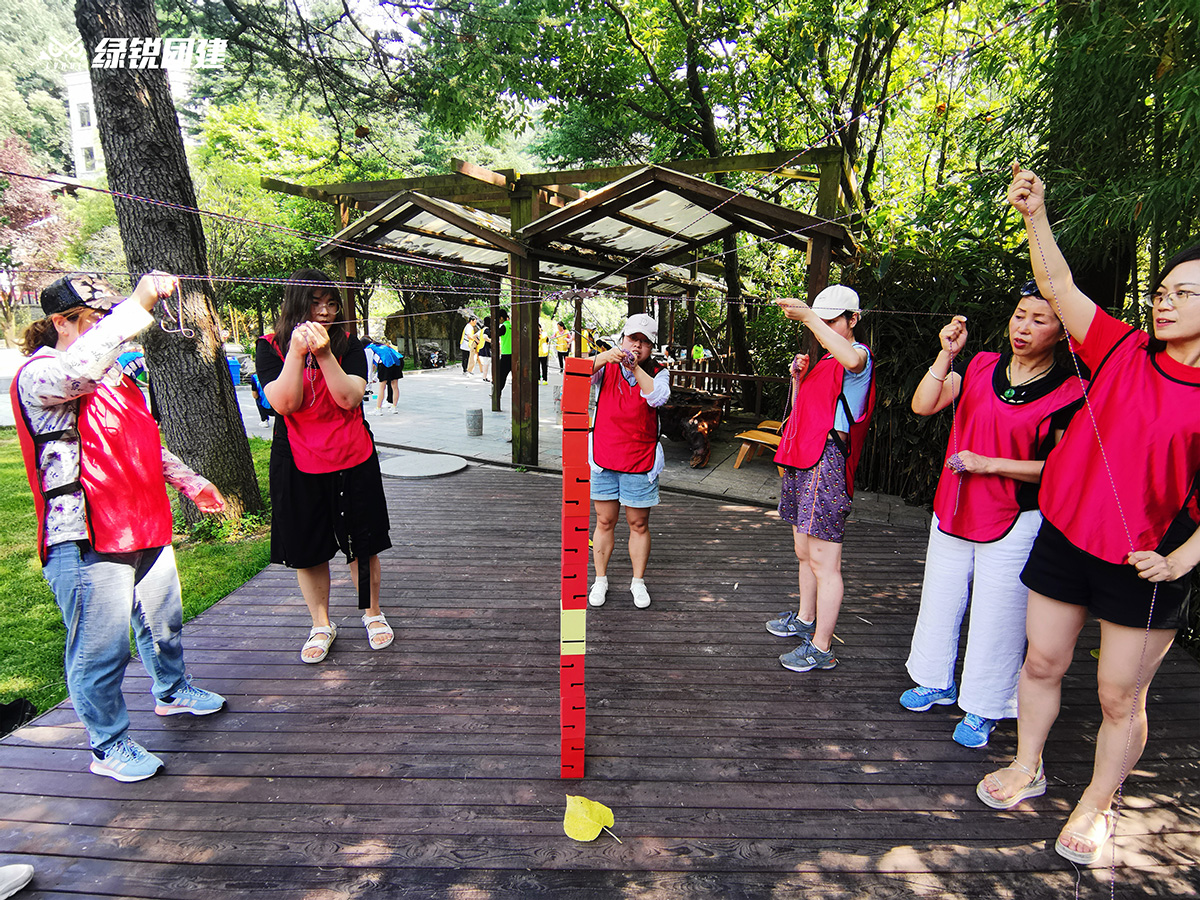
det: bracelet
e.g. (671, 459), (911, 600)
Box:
(927, 367), (948, 382)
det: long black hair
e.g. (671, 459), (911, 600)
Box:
(1148, 239), (1200, 353)
(273, 269), (349, 360)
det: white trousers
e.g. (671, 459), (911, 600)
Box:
(905, 510), (1041, 720)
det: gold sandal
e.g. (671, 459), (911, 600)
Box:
(976, 759), (1046, 810)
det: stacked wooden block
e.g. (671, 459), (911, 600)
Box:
(560, 356), (593, 778)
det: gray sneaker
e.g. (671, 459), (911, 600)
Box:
(780, 640), (838, 672)
(766, 610), (816, 639)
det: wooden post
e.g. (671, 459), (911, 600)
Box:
(574, 294), (584, 357)
(626, 274), (644, 315)
(488, 276), (502, 413)
(337, 254), (358, 337)
(509, 188), (539, 466)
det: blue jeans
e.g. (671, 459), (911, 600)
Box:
(43, 542), (188, 753)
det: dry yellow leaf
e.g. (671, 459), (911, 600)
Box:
(563, 794), (617, 842)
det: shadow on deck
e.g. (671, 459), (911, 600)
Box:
(1, 466), (1197, 898)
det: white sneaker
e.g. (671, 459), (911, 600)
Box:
(0, 864), (34, 900)
(630, 579), (651, 609)
(588, 579), (608, 607)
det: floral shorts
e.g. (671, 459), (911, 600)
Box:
(778, 435), (851, 543)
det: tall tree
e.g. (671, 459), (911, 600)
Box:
(74, 0), (262, 521)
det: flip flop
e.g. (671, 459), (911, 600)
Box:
(362, 613), (394, 650)
(977, 759), (1046, 810)
(301, 623), (336, 664)
(1055, 802), (1117, 866)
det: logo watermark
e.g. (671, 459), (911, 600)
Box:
(38, 36), (86, 70)
(91, 37), (228, 70)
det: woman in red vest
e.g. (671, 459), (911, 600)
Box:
(588, 313), (671, 610)
(768, 286), (876, 672)
(12, 272), (227, 782)
(256, 270), (393, 663)
(977, 165), (1200, 866)
(901, 285), (1083, 750)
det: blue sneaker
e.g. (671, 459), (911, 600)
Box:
(953, 713), (998, 748)
(766, 610), (816, 639)
(89, 737), (163, 782)
(779, 640), (837, 672)
(155, 676), (226, 717)
(899, 683), (958, 712)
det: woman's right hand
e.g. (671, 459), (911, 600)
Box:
(939, 316), (968, 356)
(1008, 161), (1045, 218)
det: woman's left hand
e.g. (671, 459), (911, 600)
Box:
(1128, 550), (1188, 582)
(302, 322), (331, 358)
(947, 450), (992, 475)
(194, 483), (227, 514)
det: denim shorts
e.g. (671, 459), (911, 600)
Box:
(591, 467), (660, 508)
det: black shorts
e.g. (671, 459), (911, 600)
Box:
(269, 441), (392, 570)
(1020, 518), (1191, 630)
(377, 363), (402, 381)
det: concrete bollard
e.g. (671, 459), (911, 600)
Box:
(465, 408), (483, 436)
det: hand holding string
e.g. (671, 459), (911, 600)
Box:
(1007, 160), (1045, 219)
(130, 270), (178, 313)
(939, 316), (968, 356)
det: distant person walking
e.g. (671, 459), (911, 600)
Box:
(538, 324), (550, 383)
(366, 340), (402, 414)
(460, 315), (479, 373)
(555, 321), (571, 371)
(496, 310), (513, 392)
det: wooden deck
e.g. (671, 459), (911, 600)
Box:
(1, 466), (1197, 898)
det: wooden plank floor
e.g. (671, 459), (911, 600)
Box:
(1, 466), (1197, 899)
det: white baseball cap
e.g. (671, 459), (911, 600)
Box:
(810, 285), (862, 320)
(622, 313), (658, 343)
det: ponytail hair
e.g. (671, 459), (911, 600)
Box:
(19, 318), (59, 356)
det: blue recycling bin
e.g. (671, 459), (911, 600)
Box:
(227, 356), (241, 385)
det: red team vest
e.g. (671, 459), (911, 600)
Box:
(592, 360), (663, 474)
(264, 334), (374, 474)
(932, 352), (1084, 542)
(11, 360), (173, 562)
(1040, 319), (1200, 563)
(773, 349), (876, 497)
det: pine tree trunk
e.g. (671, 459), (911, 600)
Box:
(75, 0), (262, 523)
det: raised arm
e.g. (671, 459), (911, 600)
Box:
(911, 316), (967, 415)
(1009, 162), (1096, 343)
(774, 299), (868, 373)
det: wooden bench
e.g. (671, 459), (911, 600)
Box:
(733, 428), (785, 474)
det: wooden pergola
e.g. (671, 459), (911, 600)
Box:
(263, 149), (859, 466)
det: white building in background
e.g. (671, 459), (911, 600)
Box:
(62, 68), (196, 180)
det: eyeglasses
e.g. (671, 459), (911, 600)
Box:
(310, 298), (340, 312)
(1145, 289), (1199, 308)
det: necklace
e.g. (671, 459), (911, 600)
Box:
(1002, 359), (1054, 400)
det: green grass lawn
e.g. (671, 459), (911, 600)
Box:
(0, 429), (272, 714)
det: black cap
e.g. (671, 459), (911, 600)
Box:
(1018, 279), (1044, 299)
(40, 275), (123, 317)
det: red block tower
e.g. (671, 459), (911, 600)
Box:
(559, 356), (593, 778)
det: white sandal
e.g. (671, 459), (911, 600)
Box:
(301, 623), (336, 664)
(976, 758), (1046, 810)
(362, 613), (394, 650)
(1055, 802), (1117, 865)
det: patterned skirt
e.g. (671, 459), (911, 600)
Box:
(778, 435), (852, 543)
